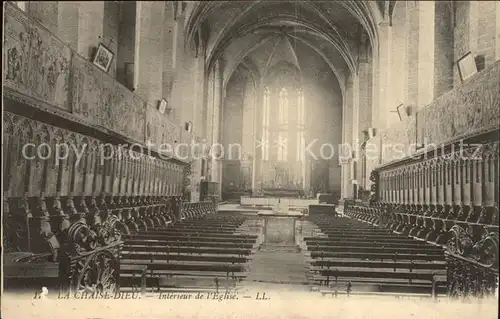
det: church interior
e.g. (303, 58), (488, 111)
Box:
(2, 0), (500, 306)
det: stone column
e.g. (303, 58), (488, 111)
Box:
(77, 2), (105, 60)
(206, 68), (215, 147)
(189, 50), (206, 202)
(351, 75), (360, 155)
(406, 2), (419, 110)
(135, 1), (165, 105)
(371, 46), (380, 132)
(116, 2), (137, 89)
(168, 9), (189, 124)
(469, 1), (479, 55)
(417, 1), (435, 107)
(496, 2), (500, 61)
(162, 2), (175, 100)
(358, 61), (372, 139)
(252, 79), (264, 193)
(58, 2), (79, 50)
(358, 59), (372, 189)
(377, 22), (392, 130)
(242, 77), (255, 189)
(192, 54), (205, 138)
(341, 77), (354, 199)
(211, 60), (223, 195)
(28, 2), (58, 34)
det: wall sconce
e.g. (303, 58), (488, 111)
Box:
(368, 128), (376, 139)
(185, 121), (192, 133)
(362, 130), (370, 141)
(391, 104), (412, 121)
(396, 103), (405, 120)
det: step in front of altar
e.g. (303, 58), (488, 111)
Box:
(241, 197), (318, 208)
(309, 204), (337, 215)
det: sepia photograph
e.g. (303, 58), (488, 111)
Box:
(2, 1), (499, 318)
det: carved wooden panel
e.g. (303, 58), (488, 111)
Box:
(444, 164), (454, 205)
(3, 112), (185, 200)
(484, 155), (495, 206)
(472, 159), (482, 206)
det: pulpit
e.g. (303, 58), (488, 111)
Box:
(258, 202), (304, 246)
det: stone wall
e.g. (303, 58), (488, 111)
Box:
(3, 4), (184, 159)
(378, 60), (500, 166)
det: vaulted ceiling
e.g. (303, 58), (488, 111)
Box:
(185, 1), (382, 91)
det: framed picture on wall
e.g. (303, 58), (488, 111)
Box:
(457, 52), (477, 82)
(92, 43), (114, 72)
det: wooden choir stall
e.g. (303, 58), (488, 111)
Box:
(345, 132), (499, 298)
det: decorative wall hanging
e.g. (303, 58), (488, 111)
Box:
(92, 43), (114, 72)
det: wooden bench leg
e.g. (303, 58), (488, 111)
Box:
(431, 276), (436, 300)
(141, 271), (146, 295)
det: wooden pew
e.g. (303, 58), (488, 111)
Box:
(124, 234), (257, 243)
(304, 236), (421, 243)
(305, 240), (443, 250)
(310, 260), (446, 271)
(319, 233), (419, 240)
(317, 269), (443, 285)
(145, 229), (238, 235)
(121, 252), (250, 264)
(313, 269), (446, 296)
(119, 213), (259, 291)
(124, 240), (254, 249)
(306, 245), (444, 255)
(309, 251), (446, 262)
(120, 264), (148, 294)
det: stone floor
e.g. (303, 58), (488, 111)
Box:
(243, 244), (310, 285)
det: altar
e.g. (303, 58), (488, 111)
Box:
(257, 202), (304, 246)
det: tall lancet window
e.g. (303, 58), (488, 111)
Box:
(296, 89), (305, 161)
(262, 87), (270, 161)
(277, 88), (288, 161)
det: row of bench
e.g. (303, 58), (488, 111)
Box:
(305, 213), (447, 296)
(120, 213), (259, 292)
